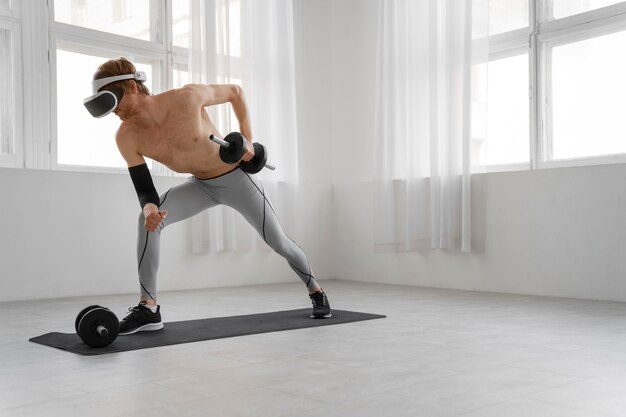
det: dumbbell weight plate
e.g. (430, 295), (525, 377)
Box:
(77, 307), (120, 348)
(240, 143), (268, 174)
(219, 132), (246, 164)
(75, 305), (102, 333)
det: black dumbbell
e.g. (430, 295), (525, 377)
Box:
(209, 132), (247, 164)
(240, 143), (273, 174)
(209, 132), (275, 173)
(75, 305), (120, 348)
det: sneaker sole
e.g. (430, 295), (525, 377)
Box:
(119, 322), (164, 336)
(311, 312), (333, 319)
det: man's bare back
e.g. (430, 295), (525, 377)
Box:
(115, 83), (254, 179)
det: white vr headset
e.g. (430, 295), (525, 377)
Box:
(83, 71), (147, 118)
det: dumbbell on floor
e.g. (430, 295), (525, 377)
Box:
(209, 132), (275, 174)
(75, 305), (119, 348)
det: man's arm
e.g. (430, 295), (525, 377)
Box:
(116, 128), (166, 232)
(182, 84), (254, 158)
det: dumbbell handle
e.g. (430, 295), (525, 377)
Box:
(209, 135), (230, 148)
(209, 135), (275, 170)
(96, 325), (109, 336)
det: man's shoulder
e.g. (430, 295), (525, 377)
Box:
(115, 122), (140, 147)
(115, 123), (144, 163)
(116, 122), (134, 139)
(151, 86), (197, 106)
(156, 85), (195, 98)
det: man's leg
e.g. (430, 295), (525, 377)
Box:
(221, 171), (318, 289)
(137, 177), (220, 303)
(121, 177), (220, 335)
(220, 169), (331, 318)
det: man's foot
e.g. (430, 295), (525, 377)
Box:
(309, 290), (332, 319)
(119, 303), (164, 335)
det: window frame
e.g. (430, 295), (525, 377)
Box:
(485, 0), (626, 172)
(9, 0), (189, 175)
(0, 0), (17, 19)
(0, 4), (23, 169)
(49, 36), (166, 174)
(484, 36), (532, 172)
(538, 1), (626, 169)
(45, 1), (177, 175)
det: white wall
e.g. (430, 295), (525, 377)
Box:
(0, 167), (332, 302)
(328, 0), (626, 302)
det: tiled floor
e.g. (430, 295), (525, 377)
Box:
(2, 280), (626, 416)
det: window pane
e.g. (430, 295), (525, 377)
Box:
(552, 31), (626, 160)
(173, 67), (189, 88)
(552, 0), (625, 19)
(54, 0), (151, 41)
(489, 0), (529, 35)
(56, 49), (153, 168)
(0, 28), (13, 155)
(486, 54), (530, 165)
(172, 0), (189, 47)
(215, 77), (242, 133)
(216, 0), (241, 57)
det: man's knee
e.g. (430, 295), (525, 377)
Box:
(270, 235), (294, 258)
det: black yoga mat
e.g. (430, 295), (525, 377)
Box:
(29, 309), (386, 356)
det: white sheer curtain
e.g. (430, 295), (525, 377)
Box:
(188, 0), (299, 253)
(374, 0), (488, 253)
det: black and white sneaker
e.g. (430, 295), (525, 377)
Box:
(119, 303), (164, 335)
(309, 290), (332, 319)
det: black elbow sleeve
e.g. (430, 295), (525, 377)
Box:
(128, 163), (160, 208)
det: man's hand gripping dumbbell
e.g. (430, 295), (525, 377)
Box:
(209, 132), (275, 174)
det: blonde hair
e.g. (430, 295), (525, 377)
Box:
(97, 57), (150, 95)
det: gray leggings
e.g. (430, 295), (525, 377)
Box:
(137, 167), (318, 300)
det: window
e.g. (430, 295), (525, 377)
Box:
(54, 0), (151, 40)
(489, 0), (529, 35)
(550, 30), (626, 160)
(172, 66), (190, 88)
(0, 27), (14, 155)
(171, 0), (189, 48)
(484, 0), (626, 170)
(0, 1), (21, 168)
(54, 49), (154, 168)
(550, 0), (626, 19)
(486, 53), (530, 166)
(216, 0), (241, 57)
(47, 1), (190, 172)
(46, 0), (242, 172)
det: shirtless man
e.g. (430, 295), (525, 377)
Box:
(84, 57), (331, 335)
